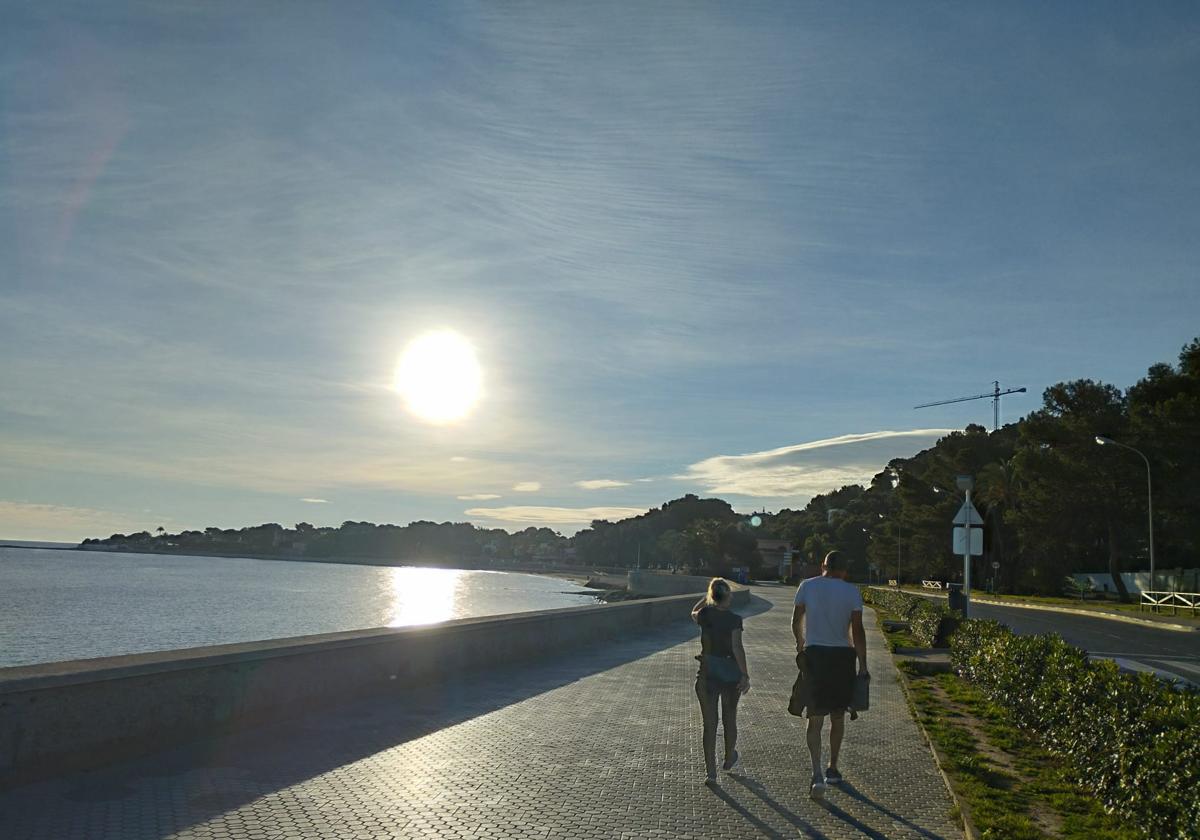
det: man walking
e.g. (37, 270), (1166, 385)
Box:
(792, 550), (868, 800)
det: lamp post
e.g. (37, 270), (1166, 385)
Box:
(889, 470), (902, 585)
(1095, 436), (1155, 593)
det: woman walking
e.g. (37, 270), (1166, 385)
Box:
(692, 577), (750, 784)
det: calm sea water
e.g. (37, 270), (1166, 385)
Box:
(0, 546), (598, 667)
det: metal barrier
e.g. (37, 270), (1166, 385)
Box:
(1140, 590), (1200, 617)
(921, 580), (944, 590)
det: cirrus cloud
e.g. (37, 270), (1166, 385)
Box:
(465, 505), (646, 526)
(457, 493), (502, 500)
(512, 482), (541, 492)
(680, 429), (954, 498)
(574, 479), (630, 490)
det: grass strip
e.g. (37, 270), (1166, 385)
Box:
(903, 667), (1142, 840)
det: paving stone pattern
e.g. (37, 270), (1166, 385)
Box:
(1, 586), (962, 839)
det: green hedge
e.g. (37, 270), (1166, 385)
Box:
(951, 619), (1200, 839)
(861, 587), (961, 647)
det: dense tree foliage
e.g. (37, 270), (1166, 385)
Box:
(86, 339), (1200, 594)
(571, 494), (763, 576)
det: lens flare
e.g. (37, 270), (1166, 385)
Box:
(394, 330), (483, 423)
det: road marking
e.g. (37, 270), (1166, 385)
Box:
(1087, 652), (1200, 661)
(1153, 659), (1200, 679)
(1095, 656), (1197, 687)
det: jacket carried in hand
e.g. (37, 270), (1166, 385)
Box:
(787, 652), (869, 719)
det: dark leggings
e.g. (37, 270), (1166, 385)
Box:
(695, 675), (740, 774)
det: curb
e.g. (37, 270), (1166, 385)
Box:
(881, 587), (1199, 633)
(968, 597), (1199, 633)
(881, 630), (978, 840)
(893, 669), (980, 840)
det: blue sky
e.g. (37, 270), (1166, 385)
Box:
(2, 1), (1198, 541)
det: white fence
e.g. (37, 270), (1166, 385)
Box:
(1140, 590), (1200, 617)
(1073, 569), (1200, 595)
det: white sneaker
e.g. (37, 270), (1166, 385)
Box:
(809, 775), (826, 800)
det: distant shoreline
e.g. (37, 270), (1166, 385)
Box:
(1, 542), (603, 586)
(0, 543), (78, 551)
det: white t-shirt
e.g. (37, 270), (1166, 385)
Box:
(794, 576), (863, 648)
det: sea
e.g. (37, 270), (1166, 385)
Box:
(0, 544), (599, 668)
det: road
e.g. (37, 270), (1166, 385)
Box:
(967, 600), (1200, 686)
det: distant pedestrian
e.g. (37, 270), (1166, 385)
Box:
(792, 551), (869, 800)
(691, 577), (750, 784)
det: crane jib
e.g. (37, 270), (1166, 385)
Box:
(913, 381), (1028, 431)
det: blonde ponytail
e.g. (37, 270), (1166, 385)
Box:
(706, 577), (732, 606)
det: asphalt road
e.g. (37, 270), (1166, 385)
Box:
(967, 600), (1200, 687)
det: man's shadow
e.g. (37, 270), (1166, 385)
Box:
(727, 775), (953, 840)
(836, 781), (953, 840)
(705, 781), (826, 840)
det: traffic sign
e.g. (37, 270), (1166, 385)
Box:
(952, 500), (984, 526)
(953, 526), (983, 556)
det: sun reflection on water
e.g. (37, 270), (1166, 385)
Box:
(383, 566), (464, 627)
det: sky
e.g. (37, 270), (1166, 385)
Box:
(2, 1), (1199, 541)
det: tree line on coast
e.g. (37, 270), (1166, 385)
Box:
(87, 337), (1200, 599)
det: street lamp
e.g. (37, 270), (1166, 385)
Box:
(1095, 436), (1155, 593)
(876, 513), (901, 586)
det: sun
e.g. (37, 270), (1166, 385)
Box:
(394, 330), (483, 424)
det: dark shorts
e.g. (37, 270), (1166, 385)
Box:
(804, 646), (856, 717)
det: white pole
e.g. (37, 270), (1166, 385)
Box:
(963, 488), (972, 618)
(1142, 452), (1154, 593)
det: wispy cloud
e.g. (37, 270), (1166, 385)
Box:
(465, 505), (646, 526)
(2, 4), (1197, 541)
(299, 498), (329, 504)
(457, 493), (501, 500)
(680, 429), (955, 498)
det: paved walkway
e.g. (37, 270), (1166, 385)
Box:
(0, 587), (961, 839)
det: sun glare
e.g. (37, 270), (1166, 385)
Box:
(394, 330), (483, 424)
(383, 567), (462, 627)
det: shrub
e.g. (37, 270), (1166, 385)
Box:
(862, 587), (960, 647)
(950, 618), (1200, 839)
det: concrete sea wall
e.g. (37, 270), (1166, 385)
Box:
(0, 593), (702, 789)
(583, 572), (750, 605)
(627, 571), (751, 604)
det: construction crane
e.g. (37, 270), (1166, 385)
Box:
(914, 381), (1028, 431)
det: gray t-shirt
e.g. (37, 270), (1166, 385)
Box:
(794, 576), (863, 648)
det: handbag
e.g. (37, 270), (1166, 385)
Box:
(851, 672), (871, 712)
(787, 668), (810, 716)
(702, 654), (743, 685)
